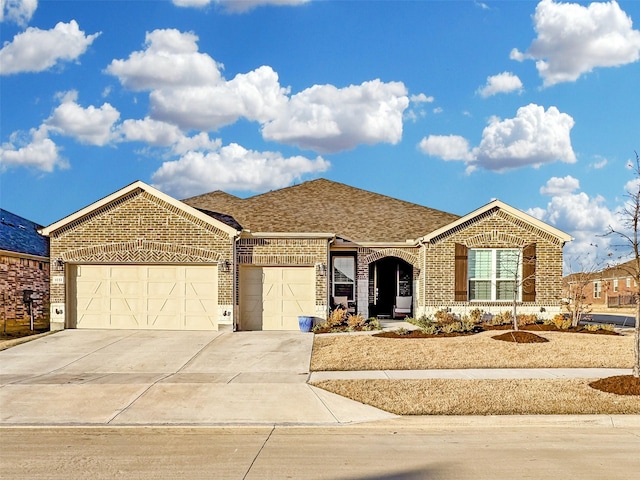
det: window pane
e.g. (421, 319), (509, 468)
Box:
(496, 281), (516, 300)
(334, 283), (354, 299)
(469, 250), (492, 278)
(496, 250), (519, 278)
(333, 257), (355, 283)
(470, 280), (491, 300)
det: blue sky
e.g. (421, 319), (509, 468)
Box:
(1, 0), (639, 266)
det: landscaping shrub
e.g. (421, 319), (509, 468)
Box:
(546, 314), (572, 330)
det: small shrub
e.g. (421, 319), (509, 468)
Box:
(407, 315), (435, 330)
(546, 313), (571, 330)
(326, 308), (347, 327)
(469, 308), (484, 324)
(517, 313), (538, 326)
(419, 323), (439, 335)
(434, 309), (458, 325)
(362, 317), (381, 331)
(347, 313), (366, 328)
(486, 311), (512, 326)
(440, 320), (476, 334)
(583, 323), (615, 332)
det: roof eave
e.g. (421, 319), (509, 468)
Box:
(39, 181), (240, 238)
(419, 199), (574, 244)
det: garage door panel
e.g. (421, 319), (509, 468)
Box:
(240, 266), (315, 331)
(72, 265), (218, 330)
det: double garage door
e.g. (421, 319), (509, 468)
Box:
(70, 265), (218, 330)
(240, 266), (315, 330)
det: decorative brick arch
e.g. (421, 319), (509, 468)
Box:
(62, 239), (223, 264)
(362, 248), (419, 268)
(464, 231), (528, 248)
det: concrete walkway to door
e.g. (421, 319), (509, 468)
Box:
(0, 329), (394, 426)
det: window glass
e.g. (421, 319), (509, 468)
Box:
(333, 256), (355, 301)
(468, 249), (520, 301)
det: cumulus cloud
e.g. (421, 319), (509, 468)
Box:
(106, 29), (289, 131)
(105, 29), (222, 90)
(419, 104), (576, 172)
(418, 135), (473, 161)
(107, 28), (409, 152)
(0, 125), (65, 172)
(477, 71), (523, 97)
(0, 20), (100, 75)
(151, 142), (329, 197)
(44, 91), (120, 146)
(512, 0), (640, 86)
(528, 189), (620, 267)
(0, 0), (37, 26)
(540, 175), (580, 196)
(261, 79), (409, 153)
(172, 0), (310, 13)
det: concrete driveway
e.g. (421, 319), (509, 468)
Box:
(0, 329), (393, 426)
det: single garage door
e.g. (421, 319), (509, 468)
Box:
(70, 264), (218, 330)
(240, 266), (315, 330)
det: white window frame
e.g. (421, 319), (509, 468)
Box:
(593, 281), (602, 299)
(613, 278), (619, 292)
(627, 277), (632, 289)
(468, 248), (521, 302)
(332, 256), (356, 301)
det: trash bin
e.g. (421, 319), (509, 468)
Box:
(298, 316), (314, 332)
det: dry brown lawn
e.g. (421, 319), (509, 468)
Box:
(310, 330), (640, 415)
(310, 330), (634, 371)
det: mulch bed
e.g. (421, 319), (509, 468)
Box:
(492, 331), (549, 343)
(484, 323), (620, 335)
(589, 375), (640, 396)
(373, 330), (479, 339)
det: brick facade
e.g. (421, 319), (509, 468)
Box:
(48, 190), (235, 330)
(417, 209), (564, 319)
(0, 252), (50, 326)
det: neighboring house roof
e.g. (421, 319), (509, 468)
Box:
(0, 209), (49, 258)
(183, 178), (461, 243)
(40, 181), (240, 237)
(419, 199), (574, 244)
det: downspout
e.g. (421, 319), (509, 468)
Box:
(232, 231), (241, 331)
(327, 236), (336, 318)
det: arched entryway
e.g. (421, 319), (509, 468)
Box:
(369, 256), (413, 318)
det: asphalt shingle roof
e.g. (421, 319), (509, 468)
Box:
(0, 209), (49, 258)
(183, 179), (460, 242)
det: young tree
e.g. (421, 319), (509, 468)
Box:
(605, 151), (640, 377)
(563, 253), (604, 328)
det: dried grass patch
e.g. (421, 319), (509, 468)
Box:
(312, 379), (640, 415)
(310, 330), (634, 371)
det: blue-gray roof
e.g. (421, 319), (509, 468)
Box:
(0, 209), (49, 258)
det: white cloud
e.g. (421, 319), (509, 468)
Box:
(0, 125), (65, 172)
(151, 142), (329, 197)
(0, 20), (100, 75)
(419, 104), (576, 172)
(418, 135), (473, 161)
(150, 65), (289, 130)
(528, 190), (619, 267)
(105, 29), (222, 90)
(261, 79), (409, 153)
(410, 93), (434, 104)
(172, 0), (310, 13)
(514, 0), (640, 86)
(45, 91), (120, 146)
(0, 0), (37, 26)
(477, 71), (523, 98)
(117, 117), (183, 147)
(540, 175), (580, 196)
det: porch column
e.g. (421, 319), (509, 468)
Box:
(357, 277), (369, 317)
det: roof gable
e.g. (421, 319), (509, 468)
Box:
(183, 178), (460, 243)
(0, 209), (49, 258)
(420, 199), (573, 244)
(40, 181), (239, 237)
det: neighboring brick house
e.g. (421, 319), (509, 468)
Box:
(1, 209), (50, 328)
(564, 260), (638, 309)
(40, 179), (572, 331)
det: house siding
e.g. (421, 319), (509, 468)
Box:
(48, 190), (234, 330)
(418, 209), (564, 318)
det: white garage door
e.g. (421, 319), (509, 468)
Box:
(70, 265), (218, 330)
(240, 266), (315, 330)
